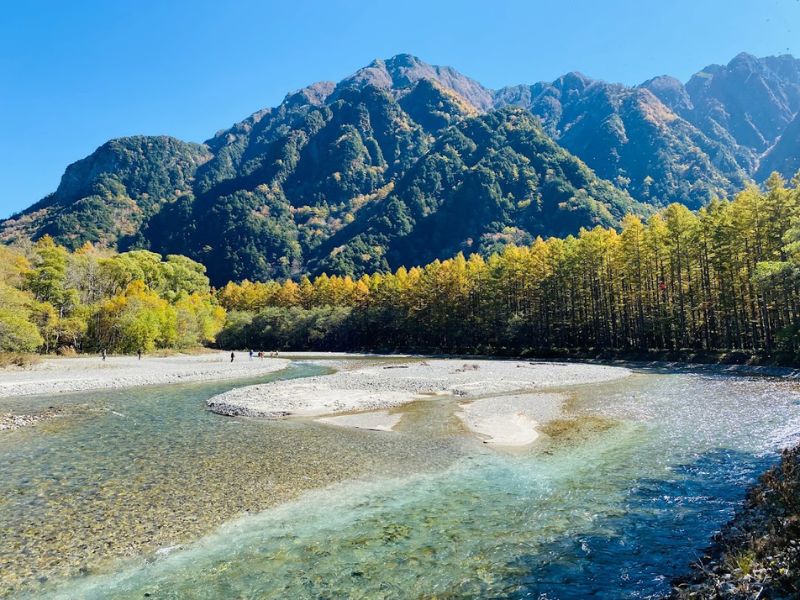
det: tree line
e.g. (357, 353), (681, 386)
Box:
(3, 174), (799, 361)
(215, 174), (800, 361)
(0, 238), (225, 354)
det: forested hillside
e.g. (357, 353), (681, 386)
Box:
(496, 73), (747, 208)
(306, 107), (643, 275)
(0, 239), (224, 355)
(215, 175), (800, 360)
(2, 176), (799, 359)
(2, 52), (799, 285)
(1, 137), (211, 250)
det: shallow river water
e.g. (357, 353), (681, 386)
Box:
(2, 361), (800, 599)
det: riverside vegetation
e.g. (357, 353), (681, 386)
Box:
(0, 238), (224, 355)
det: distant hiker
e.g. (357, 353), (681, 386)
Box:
(137, 349), (142, 360)
(101, 349), (106, 361)
(249, 349), (254, 360)
(230, 352), (235, 363)
(258, 351), (264, 359)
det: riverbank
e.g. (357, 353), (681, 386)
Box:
(510, 347), (800, 370)
(279, 349), (800, 378)
(207, 359), (630, 446)
(670, 445), (800, 599)
(330, 346), (800, 370)
(0, 352), (290, 398)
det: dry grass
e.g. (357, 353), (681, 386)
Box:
(0, 352), (41, 369)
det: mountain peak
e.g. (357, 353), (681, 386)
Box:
(686, 51), (800, 152)
(639, 75), (694, 114)
(384, 53), (426, 69)
(563, 71), (591, 83)
(728, 51), (759, 67)
(283, 80), (336, 108)
(334, 54), (495, 111)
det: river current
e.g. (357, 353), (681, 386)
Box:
(1, 361), (799, 599)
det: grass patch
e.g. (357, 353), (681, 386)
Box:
(539, 415), (616, 444)
(0, 352), (41, 369)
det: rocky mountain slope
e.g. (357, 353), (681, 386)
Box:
(2, 52), (798, 283)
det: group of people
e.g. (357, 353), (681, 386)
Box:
(100, 349), (279, 363)
(248, 349), (279, 360)
(230, 350), (280, 362)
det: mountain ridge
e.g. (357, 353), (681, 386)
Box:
(3, 51), (798, 284)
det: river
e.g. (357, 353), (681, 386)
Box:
(1, 359), (799, 598)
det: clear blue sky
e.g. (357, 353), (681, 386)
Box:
(2, 0), (799, 218)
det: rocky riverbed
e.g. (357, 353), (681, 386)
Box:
(0, 352), (289, 397)
(0, 411), (54, 431)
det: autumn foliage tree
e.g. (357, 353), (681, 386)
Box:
(0, 238), (226, 355)
(216, 175), (800, 361)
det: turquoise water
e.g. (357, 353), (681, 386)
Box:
(2, 364), (800, 598)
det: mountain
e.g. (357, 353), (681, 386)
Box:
(496, 73), (747, 208)
(645, 52), (800, 177)
(308, 107), (640, 275)
(494, 52), (800, 209)
(333, 53), (495, 111)
(756, 112), (800, 181)
(0, 137), (211, 248)
(150, 81), (642, 283)
(682, 53), (800, 157)
(3, 52), (799, 284)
